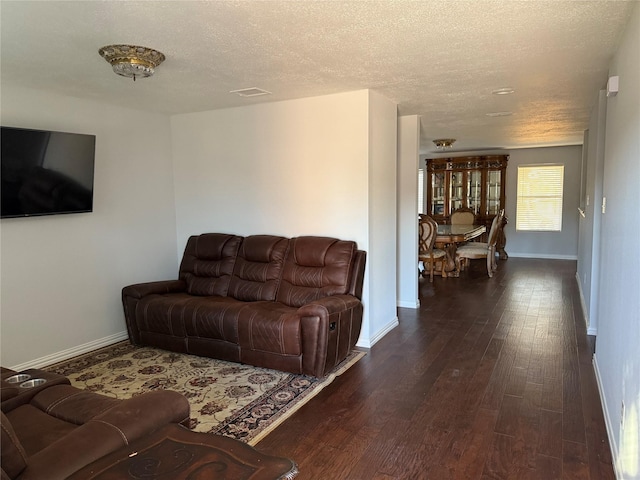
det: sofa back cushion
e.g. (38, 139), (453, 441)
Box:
(276, 236), (356, 307)
(228, 235), (289, 301)
(1, 412), (28, 479)
(179, 234), (242, 296)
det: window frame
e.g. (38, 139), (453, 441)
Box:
(516, 164), (565, 232)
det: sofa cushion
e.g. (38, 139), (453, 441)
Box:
(276, 237), (356, 308)
(29, 385), (120, 425)
(228, 235), (289, 302)
(179, 234), (242, 296)
(182, 296), (247, 343)
(1, 411), (27, 479)
(237, 302), (301, 356)
(135, 294), (244, 344)
(5, 405), (77, 457)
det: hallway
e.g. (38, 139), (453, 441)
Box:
(257, 258), (614, 479)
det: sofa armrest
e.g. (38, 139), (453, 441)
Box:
(92, 389), (190, 435)
(122, 279), (187, 299)
(122, 280), (187, 345)
(29, 384), (118, 424)
(297, 295), (363, 377)
(20, 390), (190, 480)
(298, 294), (362, 318)
(1, 370), (71, 414)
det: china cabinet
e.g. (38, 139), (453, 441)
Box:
(426, 154), (509, 258)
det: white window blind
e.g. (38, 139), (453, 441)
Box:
(418, 168), (424, 214)
(516, 165), (564, 231)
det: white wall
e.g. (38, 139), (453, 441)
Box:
(170, 90), (398, 348)
(397, 115), (420, 308)
(366, 90), (399, 345)
(593, 3), (640, 478)
(505, 146), (582, 259)
(0, 86), (178, 368)
(577, 90), (607, 335)
(171, 91), (369, 245)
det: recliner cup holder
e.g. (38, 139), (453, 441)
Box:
(5, 373), (31, 384)
(19, 378), (47, 388)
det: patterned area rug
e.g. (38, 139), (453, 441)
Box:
(44, 341), (365, 446)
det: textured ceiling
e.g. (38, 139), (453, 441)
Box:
(0, 1), (635, 154)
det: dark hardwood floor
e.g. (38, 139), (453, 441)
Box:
(256, 258), (615, 479)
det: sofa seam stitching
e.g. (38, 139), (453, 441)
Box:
(92, 419), (129, 445)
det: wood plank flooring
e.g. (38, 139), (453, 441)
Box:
(256, 258), (615, 479)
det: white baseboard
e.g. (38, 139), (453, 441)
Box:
(356, 316), (399, 349)
(593, 354), (623, 479)
(575, 272), (597, 335)
(9, 331), (129, 371)
(397, 299), (420, 309)
(507, 253), (578, 260)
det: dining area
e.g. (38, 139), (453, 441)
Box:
(418, 208), (505, 281)
(420, 154), (509, 282)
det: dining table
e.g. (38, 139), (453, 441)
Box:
(436, 224), (486, 245)
(435, 224), (486, 277)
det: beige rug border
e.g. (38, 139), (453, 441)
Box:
(249, 349), (365, 445)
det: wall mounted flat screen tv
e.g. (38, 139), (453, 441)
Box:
(1, 126), (96, 219)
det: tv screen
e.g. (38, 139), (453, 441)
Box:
(1, 126), (96, 219)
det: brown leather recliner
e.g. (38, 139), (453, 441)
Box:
(123, 234), (366, 378)
(1, 370), (190, 480)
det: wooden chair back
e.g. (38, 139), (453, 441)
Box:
(486, 209), (504, 247)
(418, 216), (438, 254)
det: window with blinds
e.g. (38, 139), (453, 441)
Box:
(418, 168), (424, 214)
(516, 165), (564, 231)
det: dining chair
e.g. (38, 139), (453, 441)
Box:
(454, 210), (503, 277)
(418, 216), (447, 282)
(467, 209), (505, 252)
(450, 207), (476, 225)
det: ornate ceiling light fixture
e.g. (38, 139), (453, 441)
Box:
(433, 138), (456, 150)
(98, 45), (165, 81)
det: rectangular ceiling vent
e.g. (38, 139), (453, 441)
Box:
(230, 87), (272, 97)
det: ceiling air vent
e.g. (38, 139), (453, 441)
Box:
(230, 87), (272, 97)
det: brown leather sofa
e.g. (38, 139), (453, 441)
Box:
(123, 234), (366, 378)
(1, 368), (298, 479)
(1, 368), (190, 480)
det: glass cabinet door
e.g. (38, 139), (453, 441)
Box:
(426, 155), (507, 226)
(450, 172), (464, 213)
(467, 170), (482, 214)
(431, 172), (446, 216)
(486, 170), (501, 215)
